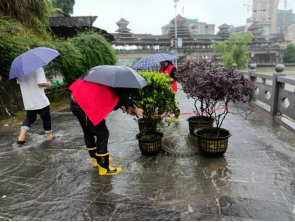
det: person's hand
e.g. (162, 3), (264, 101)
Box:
(127, 107), (144, 116)
(135, 108), (144, 116)
(127, 107), (137, 116)
(47, 82), (52, 88)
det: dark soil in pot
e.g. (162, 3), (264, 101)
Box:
(136, 131), (163, 155)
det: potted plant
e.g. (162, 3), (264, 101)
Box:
(177, 60), (215, 134)
(177, 60), (256, 156)
(129, 71), (177, 154)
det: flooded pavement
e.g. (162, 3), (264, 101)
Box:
(0, 90), (295, 221)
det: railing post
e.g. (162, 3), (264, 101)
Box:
(249, 63), (257, 101)
(249, 63), (256, 80)
(270, 64), (286, 116)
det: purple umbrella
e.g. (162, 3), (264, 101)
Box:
(133, 53), (179, 70)
(9, 47), (60, 80)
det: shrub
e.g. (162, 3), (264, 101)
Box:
(32, 40), (85, 84)
(129, 72), (177, 129)
(70, 32), (117, 71)
(0, 19), (116, 84)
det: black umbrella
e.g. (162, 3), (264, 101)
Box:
(83, 65), (149, 89)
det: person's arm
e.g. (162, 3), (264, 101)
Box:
(113, 88), (134, 110)
(113, 88), (144, 116)
(120, 106), (144, 116)
(35, 68), (52, 88)
(38, 82), (52, 88)
(170, 67), (177, 83)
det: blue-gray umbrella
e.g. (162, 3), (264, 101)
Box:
(83, 65), (149, 89)
(9, 47), (60, 80)
(133, 53), (179, 70)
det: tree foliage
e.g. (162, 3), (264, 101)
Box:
(70, 32), (117, 71)
(212, 32), (253, 70)
(0, 0), (53, 39)
(52, 0), (75, 15)
(283, 44), (295, 63)
(0, 0), (52, 25)
(0, 19), (117, 84)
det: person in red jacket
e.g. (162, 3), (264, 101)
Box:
(69, 79), (144, 176)
(159, 61), (180, 118)
(159, 61), (177, 92)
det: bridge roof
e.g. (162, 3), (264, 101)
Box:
(116, 18), (129, 25)
(49, 16), (97, 27)
(218, 23), (231, 28)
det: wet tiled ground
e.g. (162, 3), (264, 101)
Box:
(0, 90), (295, 220)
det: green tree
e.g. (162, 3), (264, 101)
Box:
(0, 0), (52, 26)
(52, 0), (75, 15)
(0, 0), (53, 39)
(283, 44), (295, 63)
(271, 43), (281, 48)
(212, 32), (253, 69)
(70, 32), (117, 71)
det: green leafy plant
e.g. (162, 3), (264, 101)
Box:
(129, 72), (177, 131)
(212, 32), (253, 70)
(70, 32), (117, 71)
(0, 19), (115, 84)
(52, 0), (75, 15)
(0, 0), (53, 38)
(271, 43), (281, 48)
(283, 44), (295, 63)
(33, 40), (85, 84)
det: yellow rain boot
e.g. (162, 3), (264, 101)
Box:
(95, 152), (122, 176)
(175, 108), (181, 119)
(87, 148), (112, 167)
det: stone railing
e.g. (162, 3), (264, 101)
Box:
(239, 64), (295, 127)
(115, 46), (279, 54)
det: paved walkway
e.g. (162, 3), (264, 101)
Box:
(0, 90), (295, 220)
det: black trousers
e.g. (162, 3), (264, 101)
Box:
(70, 100), (109, 154)
(21, 106), (52, 133)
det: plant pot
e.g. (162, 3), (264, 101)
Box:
(138, 118), (156, 132)
(136, 131), (163, 154)
(194, 128), (231, 157)
(187, 116), (214, 134)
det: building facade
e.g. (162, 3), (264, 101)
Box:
(277, 9), (295, 33)
(251, 0), (279, 34)
(161, 15), (214, 36)
(285, 23), (295, 44)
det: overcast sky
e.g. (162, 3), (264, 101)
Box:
(73, 0), (295, 35)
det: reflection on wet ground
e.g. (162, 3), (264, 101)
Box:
(0, 90), (295, 220)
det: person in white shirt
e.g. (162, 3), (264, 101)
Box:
(13, 67), (53, 148)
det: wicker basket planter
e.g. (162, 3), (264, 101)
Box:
(194, 128), (231, 157)
(136, 131), (163, 155)
(187, 116), (214, 134)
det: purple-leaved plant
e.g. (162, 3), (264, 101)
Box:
(176, 59), (256, 137)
